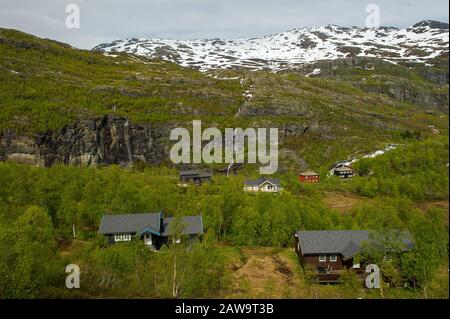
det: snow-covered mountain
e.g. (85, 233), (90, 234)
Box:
(94, 20), (449, 71)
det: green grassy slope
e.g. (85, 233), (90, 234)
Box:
(0, 28), (244, 134)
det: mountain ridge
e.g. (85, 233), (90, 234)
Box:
(94, 20), (449, 71)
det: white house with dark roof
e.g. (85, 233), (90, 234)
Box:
(98, 211), (203, 249)
(243, 178), (281, 193)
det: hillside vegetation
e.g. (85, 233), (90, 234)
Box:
(0, 137), (448, 298)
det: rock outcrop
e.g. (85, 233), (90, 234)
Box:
(1, 116), (318, 168)
(1, 116), (172, 167)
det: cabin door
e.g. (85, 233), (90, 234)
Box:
(144, 233), (152, 246)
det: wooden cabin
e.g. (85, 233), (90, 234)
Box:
(299, 171), (320, 183)
(179, 170), (212, 185)
(294, 230), (413, 283)
(244, 178), (281, 193)
(333, 166), (354, 179)
(99, 212), (203, 249)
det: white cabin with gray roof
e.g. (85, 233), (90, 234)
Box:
(98, 212), (203, 249)
(243, 178), (281, 193)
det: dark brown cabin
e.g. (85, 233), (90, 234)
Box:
(179, 170), (212, 185)
(294, 230), (413, 283)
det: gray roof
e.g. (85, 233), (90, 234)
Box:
(330, 160), (351, 169)
(300, 171), (319, 176)
(244, 177), (280, 187)
(99, 212), (203, 237)
(341, 240), (362, 259)
(295, 230), (413, 260)
(99, 212), (161, 235)
(334, 166), (354, 172)
(180, 170), (212, 178)
(163, 216), (204, 236)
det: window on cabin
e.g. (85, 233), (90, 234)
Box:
(123, 234), (131, 241)
(114, 234), (123, 242)
(319, 255), (326, 262)
(330, 255), (337, 262)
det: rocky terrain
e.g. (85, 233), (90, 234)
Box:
(0, 115), (314, 168)
(0, 116), (171, 167)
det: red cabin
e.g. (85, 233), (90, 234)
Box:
(299, 171), (320, 183)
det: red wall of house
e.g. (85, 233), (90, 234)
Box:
(299, 175), (320, 183)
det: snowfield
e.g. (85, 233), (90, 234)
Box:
(94, 20), (449, 71)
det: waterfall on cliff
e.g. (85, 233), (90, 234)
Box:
(124, 118), (133, 165)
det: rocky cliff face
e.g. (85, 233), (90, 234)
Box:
(0, 116), (172, 167)
(0, 116), (316, 169)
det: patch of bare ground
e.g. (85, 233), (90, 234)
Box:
(416, 200), (449, 212)
(416, 200), (449, 225)
(322, 191), (369, 214)
(58, 239), (87, 257)
(227, 247), (312, 298)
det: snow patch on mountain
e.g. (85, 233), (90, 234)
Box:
(94, 20), (449, 71)
(306, 68), (321, 77)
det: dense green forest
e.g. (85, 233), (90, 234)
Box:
(0, 136), (448, 298)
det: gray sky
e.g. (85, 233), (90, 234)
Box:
(0, 0), (448, 49)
